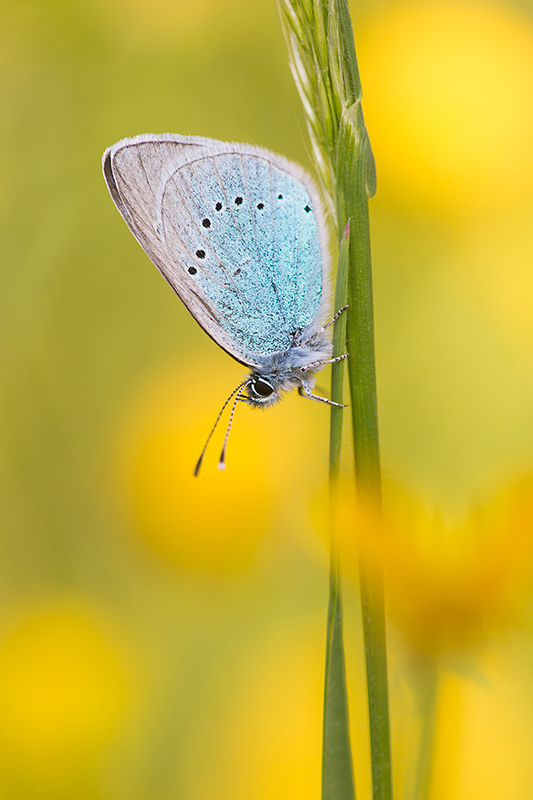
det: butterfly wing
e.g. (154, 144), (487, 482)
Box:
(103, 133), (329, 368)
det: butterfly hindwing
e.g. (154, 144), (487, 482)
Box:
(103, 134), (329, 366)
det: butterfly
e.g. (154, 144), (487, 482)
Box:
(102, 133), (347, 473)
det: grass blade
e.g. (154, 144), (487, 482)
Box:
(323, 221), (355, 800)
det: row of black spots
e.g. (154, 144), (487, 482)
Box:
(188, 248), (242, 279)
(199, 193), (249, 229)
(204, 194), (287, 214)
(188, 248), (206, 275)
(208, 197), (243, 216)
(255, 196), (311, 214)
(204, 194), (310, 218)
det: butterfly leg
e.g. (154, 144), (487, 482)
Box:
(298, 385), (348, 408)
(300, 352), (349, 373)
(320, 304), (349, 332)
(298, 305), (349, 346)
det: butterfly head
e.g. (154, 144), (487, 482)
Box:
(243, 335), (333, 409)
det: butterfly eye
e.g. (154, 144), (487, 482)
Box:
(252, 377), (274, 398)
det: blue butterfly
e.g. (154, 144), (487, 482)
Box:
(103, 134), (347, 472)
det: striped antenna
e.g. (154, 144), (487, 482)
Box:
(194, 380), (250, 476)
(217, 386), (248, 471)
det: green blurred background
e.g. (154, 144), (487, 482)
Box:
(1, 0), (533, 797)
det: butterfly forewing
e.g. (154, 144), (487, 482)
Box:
(161, 155), (284, 350)
(103, 134), (328, 366)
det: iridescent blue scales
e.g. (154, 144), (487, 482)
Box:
(103, 134), (347, 470)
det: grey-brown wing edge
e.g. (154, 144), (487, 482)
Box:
(102, 139), (262, 368)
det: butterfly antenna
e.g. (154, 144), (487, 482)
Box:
(217, 384), (248, 471)
(194, 380), (249, 477)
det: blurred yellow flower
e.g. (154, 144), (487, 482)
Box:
(358, 0), (533, 216)
(430, 652), (533, 800)
(340, 475), (533, 654)
(113, 357), (328, 573)
(184, 627), (324, 800)
(0, 600), (133, 792)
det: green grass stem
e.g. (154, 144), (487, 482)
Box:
(278, 2), (392, 798)
(323, 222), (355, 800)
(336, 105), (392, 800)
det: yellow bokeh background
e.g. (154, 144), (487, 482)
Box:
(358, 0), (533, 215)
(1, 0), (533, 797)
(112, 357), (328, 572)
